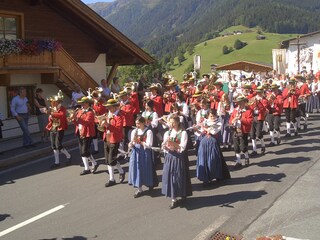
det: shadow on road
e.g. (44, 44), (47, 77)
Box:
(184, 190), (267, 210)
(0, 213), (11, 222)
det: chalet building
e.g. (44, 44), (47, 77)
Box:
(0, 0), (154, 139)
(272, 31), (320, 75)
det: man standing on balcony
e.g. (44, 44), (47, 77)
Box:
(10, 87), (34, 148)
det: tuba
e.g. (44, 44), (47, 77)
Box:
(96, 114), (108, 132)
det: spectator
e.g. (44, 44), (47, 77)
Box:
(34, 88), (49, 142)
(10, 87), (34, 148)
(111, 77), (121, 94)
(0, 112), (3, 139)
(70, 84), (84, 109)
(100, 79), (111, 99)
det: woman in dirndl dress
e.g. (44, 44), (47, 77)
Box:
(128, 116), (155, 198)
(162, 115), (192, 209)
(196, 110), (231, 186)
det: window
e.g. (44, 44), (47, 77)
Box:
(0, 12), (23, 40)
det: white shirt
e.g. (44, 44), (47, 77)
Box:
(196, 109), (209, 124)
(142, 110), (158, 128)
(130, 128), (153, 149)
(163, 128), (187, 153)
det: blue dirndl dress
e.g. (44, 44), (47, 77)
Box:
(128, 143), (154, 188)
(196, 134), (231, 182)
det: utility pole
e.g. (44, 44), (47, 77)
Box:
(290, 35), (306, 73)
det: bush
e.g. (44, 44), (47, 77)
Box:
(234, 39), (247, 50)
(222, 45), (229, 54)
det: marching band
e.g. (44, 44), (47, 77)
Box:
(43, 71), (317, 209)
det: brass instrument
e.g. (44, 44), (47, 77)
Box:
(48, 106), (60, 131)
(96, 114), (109, 132)
(66, 108), (80, 122)
(92, 87), (103, 99)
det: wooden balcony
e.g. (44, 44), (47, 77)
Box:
(0, 49), (98, 94)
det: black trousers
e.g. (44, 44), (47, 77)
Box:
(50, 130), (64, 150)
(78, 136), (91, 157)
(233, 132), (249, 154)
(284, 108), (297, 123)
(267, 114), (281, 132)
(250, 118), (264, 139)
(104, 141), (120, 166)
(296, 103), (306, 118)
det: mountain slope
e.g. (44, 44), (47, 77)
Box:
(89, 0), (320, 57)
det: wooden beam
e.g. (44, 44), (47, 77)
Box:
(106, 64), (119, 87)
(41, 73), (58, 84)
(0, 74), (10, 86)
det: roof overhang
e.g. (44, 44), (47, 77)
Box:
(44, 0), (155, 66)
(281, 30), (320, 49)
(216, 61), (272, 72)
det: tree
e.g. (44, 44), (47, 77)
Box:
(177, 52), (185, 65)
(222, 45), (229, 54)
(234, 39), (247, 50)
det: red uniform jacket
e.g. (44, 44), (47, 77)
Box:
(186, 86), (196, 104)
(74, 108), (95, 138)
(150, 94), (164, 117)
(46, 106), (68, 131)
(93, 100), (107, 116)
(282, 87), (300, 109)
(250, 97), (270, 121)
(130, 92), (140, 115)
(229, 107), (253, 133)
(267, 92), (283, 116)
(121, 101), (135, 127)
(163, 91), (177, 113)
(210, 89), (224, 110)
(103, 111), (124, 143)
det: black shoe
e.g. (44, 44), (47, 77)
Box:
(268, 142), (275, 147)
(119, 171), (126, 183)
(92, 150), (99, 155)
(245, 158), (250, 167)
(261, 147), (266, 154)
(303, 124), (307, 130)
(91, 164), (99, 174)
(80, 170), (91, 176)
(50, 163), (60, 169)
(234, 162), (242, 169)
(284, 133), (291, 138)
(169, 201), (179, 209)
(294, 131), (298, 136)
(105, 180), (116, 187)
(66, 156), (72, 166)
(250, 151), (258, 157)
(134, 191), (143, 198)
(277, 138), (281, 145)
(148, 186), (154, 191)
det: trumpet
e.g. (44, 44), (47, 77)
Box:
(96, 113), (109, 132)
(66, 108), (80, 122)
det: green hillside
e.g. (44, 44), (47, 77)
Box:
(168, 31), (295, 80)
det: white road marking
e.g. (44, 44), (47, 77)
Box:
(0, 204), (68, 237)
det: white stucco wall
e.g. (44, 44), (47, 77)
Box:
(286, 33), (320, 75)
(79, 53), (106, 85)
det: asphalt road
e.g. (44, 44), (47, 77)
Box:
(0, 114), (319, 240)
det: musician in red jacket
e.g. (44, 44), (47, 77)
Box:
(266, 83), (283, 146)
(102, 99), (126, 187)
(248, 86), (270, 156)
(209, 81), (225, 110)
(125, 82), (140, 115)
(295, 75), (311, 130)
(92, 89), (107, 154)
(163, 79), (177, 114)
(149, 83), (164, 117)
(73, 96), (98, 175)
(46, 92), (71, 169)
(229, 95), (253, 168)
(119, 90), (136, 148)
(282, 78), (300, 137)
